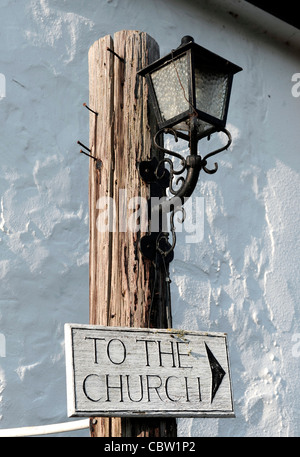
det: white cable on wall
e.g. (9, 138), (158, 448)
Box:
(0, 419), (90, 437)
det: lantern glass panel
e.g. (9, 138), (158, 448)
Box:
(150, 54), (189, 124)
(195, 66), (229, 121)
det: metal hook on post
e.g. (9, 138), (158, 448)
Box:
(77, 140), (102, 173)
(83, 103), (98, 116)
(107, 47), (125, 63)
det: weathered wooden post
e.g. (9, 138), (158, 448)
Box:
(88, 30), (177, 437)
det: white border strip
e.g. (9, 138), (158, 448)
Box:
(65, 323), (76, 417)
(0, 419), (90, 437)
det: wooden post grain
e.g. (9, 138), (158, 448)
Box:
(88, 30), (177, 437)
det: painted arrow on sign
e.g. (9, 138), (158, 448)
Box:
(205, 343), (226, 403)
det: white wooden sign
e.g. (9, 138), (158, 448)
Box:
(65, 324), (234, 418)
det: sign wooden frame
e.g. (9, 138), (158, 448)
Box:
(65, 324), (234, 418)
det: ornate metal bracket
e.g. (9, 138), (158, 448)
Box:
(139, 128), (232, 264)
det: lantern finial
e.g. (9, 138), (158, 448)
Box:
(180, 36), (194, 46)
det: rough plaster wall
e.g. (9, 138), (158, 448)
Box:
(0, 0), (299, 437)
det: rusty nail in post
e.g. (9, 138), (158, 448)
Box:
(107, 47), (125, 63)
(83, 103), (98, 116)
(79, 149), (97, 161)
(77, 140), (91, 153)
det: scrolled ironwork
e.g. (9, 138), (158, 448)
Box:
(152, 127), (232, 202)
(139, 127), (233, 263)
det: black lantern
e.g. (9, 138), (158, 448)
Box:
(138, 36), (242, 142)
(137, 36), (242, 263)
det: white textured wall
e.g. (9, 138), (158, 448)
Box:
(0, 0), (299, 437)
